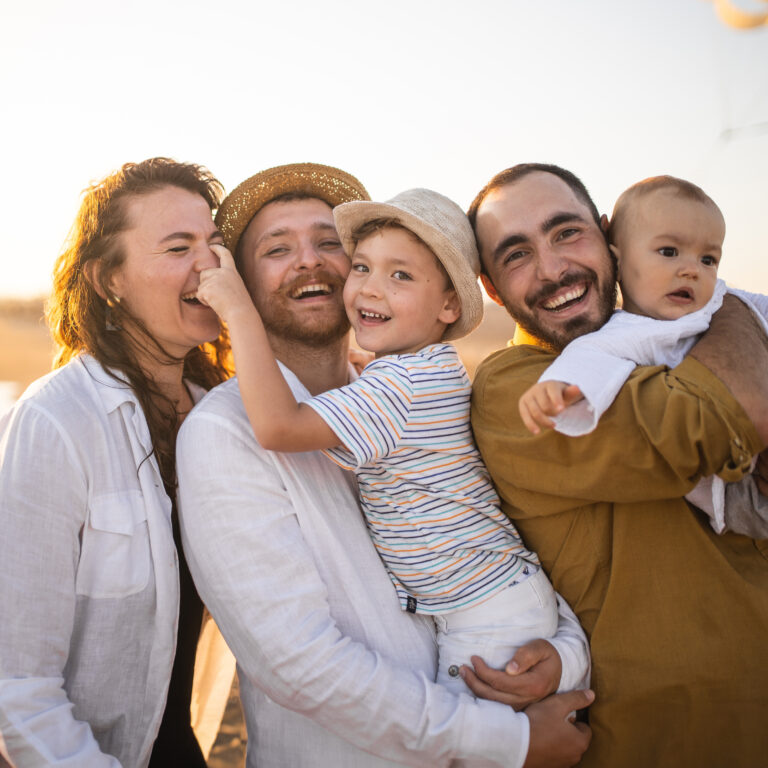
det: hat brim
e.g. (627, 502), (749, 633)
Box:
(215, 163), (370, 254)
(334, 200), (483, 341)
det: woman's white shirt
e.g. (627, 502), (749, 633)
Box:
(0, 355), (200, 767)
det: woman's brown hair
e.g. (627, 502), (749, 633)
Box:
(46, 157), (232, 496)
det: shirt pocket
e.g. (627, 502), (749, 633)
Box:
(76, 491), (151, 598)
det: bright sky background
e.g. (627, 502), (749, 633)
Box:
(1, 0), (766, 298)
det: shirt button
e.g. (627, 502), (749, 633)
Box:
(448, 665), (461, 678)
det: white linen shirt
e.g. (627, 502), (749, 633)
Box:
(176, 366), (590, 768)
(0, 355), (197, 767)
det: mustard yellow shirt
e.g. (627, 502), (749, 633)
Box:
(471, 341), (768, 768)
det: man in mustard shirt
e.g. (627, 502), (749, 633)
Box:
(467, 163), (768, 768)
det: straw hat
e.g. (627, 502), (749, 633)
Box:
(333, 189), (483, 341)
(215, 162), (370, 253)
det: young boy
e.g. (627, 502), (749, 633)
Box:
(518, 175), (768, 537)
(198, 188), (589, 696)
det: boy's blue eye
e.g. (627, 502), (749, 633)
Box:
(352, 263), (368, 273)
(659, 247), (677, 258)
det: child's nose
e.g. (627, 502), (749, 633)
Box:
(360, 273), (383, 297)
(678, 259), (700, 279)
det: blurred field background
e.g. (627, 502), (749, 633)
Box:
(0, 298), (55, 394)
(0, 296), (515, 408)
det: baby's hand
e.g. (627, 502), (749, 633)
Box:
(519, 381), (583, 435)
(197, 244), (256, 325)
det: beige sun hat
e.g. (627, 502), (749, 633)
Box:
(333, 189), (483, 341)
(215, 162), (370, 254)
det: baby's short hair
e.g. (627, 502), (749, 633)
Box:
(350, 217), (453, 289)
(609, 175), (721, 245)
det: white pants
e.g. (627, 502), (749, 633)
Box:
(432, 568), (559, 695)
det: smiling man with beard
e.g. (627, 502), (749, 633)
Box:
(468, 163), (768, 768)
(175, 163), (594, 768)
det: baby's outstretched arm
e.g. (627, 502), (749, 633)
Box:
(197, 245), (340, 452)
(519, 381), (584, 435)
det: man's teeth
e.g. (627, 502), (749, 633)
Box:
(182, 292), (201, 304)
(361, 310), (389, 320)
(542, 285), (586, 310)
(291, 283), (331, 298)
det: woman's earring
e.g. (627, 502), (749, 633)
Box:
(105, 297), (122, 331)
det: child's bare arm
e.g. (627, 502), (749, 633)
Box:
(519, 381), (584, 435)
(197, 245), (340, 452)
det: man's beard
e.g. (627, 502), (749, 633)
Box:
(510, 263), (618, 352)
(257, 271), (351, 347)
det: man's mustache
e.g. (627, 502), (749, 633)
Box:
(280, 271), (347, 297)
(525, 270), (597, 310)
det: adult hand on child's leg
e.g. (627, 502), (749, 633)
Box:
(460, 638), (562, 710)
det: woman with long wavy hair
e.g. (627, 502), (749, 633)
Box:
(0, 158), (231, 767)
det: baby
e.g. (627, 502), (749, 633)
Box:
(519, 175), (768, 537)
(199, 188), (588, 696)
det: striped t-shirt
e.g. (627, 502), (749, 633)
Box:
(307, 343), (539, 615)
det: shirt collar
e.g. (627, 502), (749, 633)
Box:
(78, 354), (208, 414)
(512, 324), (558, 353)
(78, 354), (138, 415)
